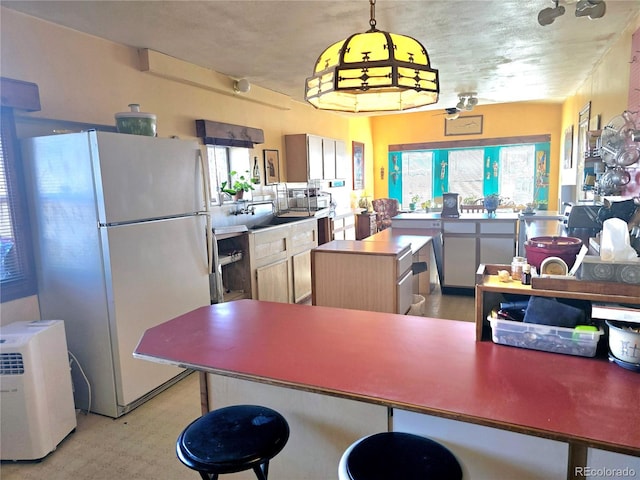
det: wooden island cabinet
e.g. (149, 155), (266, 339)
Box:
(311, 240), (414, 314)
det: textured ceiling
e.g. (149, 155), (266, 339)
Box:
(3, 0), (640, 114)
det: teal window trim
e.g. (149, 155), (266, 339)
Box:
(389, 141), (551, 205)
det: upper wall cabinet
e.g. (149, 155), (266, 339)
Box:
(285, 134), (347, 182)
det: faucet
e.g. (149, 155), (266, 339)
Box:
(231, 203), (255, 215)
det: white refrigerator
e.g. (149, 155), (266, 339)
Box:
(22, 131), (212, 417)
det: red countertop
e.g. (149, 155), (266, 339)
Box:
(134, 299), (639, 456)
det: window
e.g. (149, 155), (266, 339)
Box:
(447, 149), (484, 202)
(390, 136), (549, 209)
(1, 108), (36, 302)
(401, 151), (433, 207)
(207, 145), (251, 203)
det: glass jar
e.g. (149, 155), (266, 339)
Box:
(511, 256), (526, 281)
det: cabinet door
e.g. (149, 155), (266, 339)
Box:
(334, 140), (348, 179)
(479, 236), (515, 265)
(443, 236), (476, 287)
(322, 139), (336, 180)
(397, 270), (413, 314)
(393, 410), (568, 480)
(307, 135), (324, 180)
(256, 259), (290, 303)
(292, 250), (312, 303)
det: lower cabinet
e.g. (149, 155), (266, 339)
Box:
(249, 219), (317, 304)
(393, 409), (569, 480)
(442, 218), (517, 289)
(292, 250), (312, 303)
(256, 259), (290, 303)
(584, 448), (640, 479)
(206, 375), (388, 480)
(332, 212), (356, 240)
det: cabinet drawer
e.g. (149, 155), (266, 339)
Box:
(397, 270), (413, 314)
(443, 222), (476, 234)
(480, 222), (516, 234)
(397, 248), (413, 278)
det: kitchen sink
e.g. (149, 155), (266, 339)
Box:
(248, 216), (313, 230)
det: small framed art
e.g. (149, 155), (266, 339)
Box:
(264, 149), (280, 185)
(352, 141), (365, 190)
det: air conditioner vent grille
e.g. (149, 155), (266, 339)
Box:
(0, 352), (25, 375)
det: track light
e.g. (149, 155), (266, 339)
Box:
(538, 0), (565, 26)
(456, 92), (478, 112)
(539, 0), (606, 26)
(575, 0), (606, 19)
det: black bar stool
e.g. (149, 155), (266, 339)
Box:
(338, 432), (463, 480)
(176, 404), (290, 480)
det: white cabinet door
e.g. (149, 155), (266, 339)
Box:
(307, 135), (324, 180)
(207, 375), (388, 480)
(334, 139), (348, 179)
(443, 236), (476, 287)
(393, 410), (568, 480)
(479, 236), (516, 265)
(322, 138), (336, 180)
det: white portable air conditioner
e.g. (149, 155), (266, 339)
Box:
(0, 320), (77, 461)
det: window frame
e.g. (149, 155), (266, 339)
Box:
(1, 107), (37, 302)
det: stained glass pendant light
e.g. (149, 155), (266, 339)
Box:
(305, 0), (439, 113)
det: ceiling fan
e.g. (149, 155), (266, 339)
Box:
(433, 92), (479, 120)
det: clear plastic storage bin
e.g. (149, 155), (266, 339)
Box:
(488, 316), (604, 357)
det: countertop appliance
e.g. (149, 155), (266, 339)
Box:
(22, 131), (211, 417)
(561, 203), (602, 246)
(0, 320), (76, 461)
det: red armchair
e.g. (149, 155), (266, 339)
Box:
(371, 198), (400, 231)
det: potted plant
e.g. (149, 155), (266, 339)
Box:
(409, 194), (420, 211)
(220, 170), (255, 200)
(420, 199), (432, 212)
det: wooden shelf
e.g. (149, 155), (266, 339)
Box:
(475, 263), (640, 341)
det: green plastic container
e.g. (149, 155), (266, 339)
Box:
(115, 104), (156, 136)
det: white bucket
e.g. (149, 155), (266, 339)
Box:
(407, 294), (426, 316)
(606, 320), (640, 364)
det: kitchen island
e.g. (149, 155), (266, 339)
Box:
(134, 300), (639, 480)
(392, 212), (519, 291)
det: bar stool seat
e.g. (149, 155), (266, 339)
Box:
(338, 432), (463, 480)
(177, 404), (289, 480)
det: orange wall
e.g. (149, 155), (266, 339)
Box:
(370, 103), (563, 209)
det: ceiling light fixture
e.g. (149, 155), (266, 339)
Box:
(304, 0), (439, 113)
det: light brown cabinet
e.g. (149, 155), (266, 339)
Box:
(312, 240), (414, 314)
(285, 134), (347, 181)
(249, 219), (318, 303)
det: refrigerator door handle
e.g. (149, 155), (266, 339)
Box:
(197, 149), (214, 275)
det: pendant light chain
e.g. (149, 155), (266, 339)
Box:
(369, 0), (377, 32)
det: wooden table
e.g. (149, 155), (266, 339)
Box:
(135, 300), (639, 478)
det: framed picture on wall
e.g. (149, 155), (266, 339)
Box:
(563, 125), (573, 169)
(352, 141), (365, 190)
(444, 115), (483, 136)
(264, 149), (280, 185)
